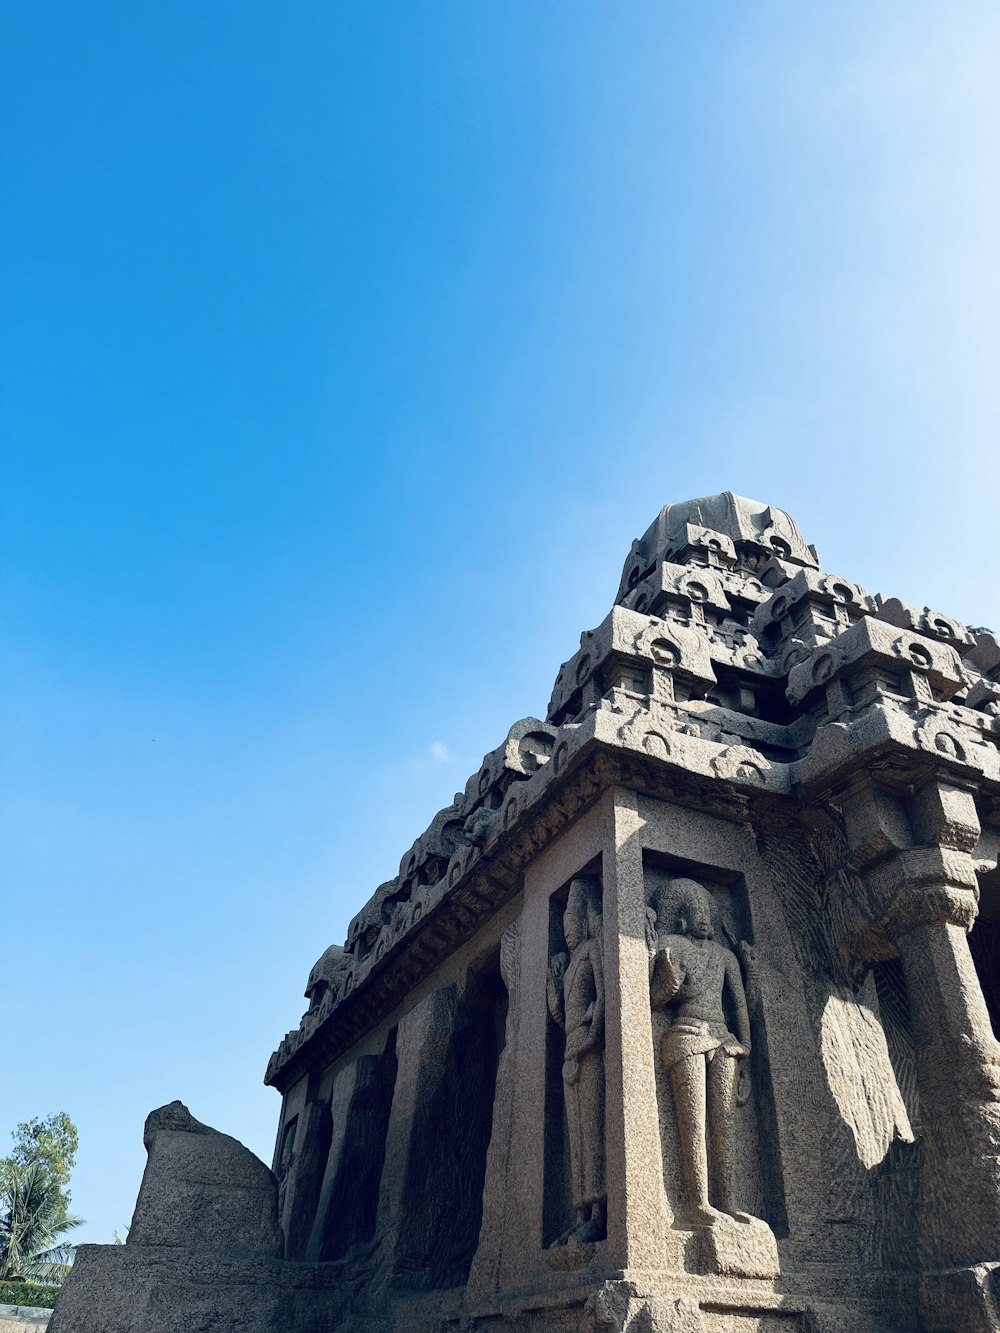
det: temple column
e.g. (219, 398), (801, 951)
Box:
(843, 778), (1000, 1268)
(466, 921), (524, 1298)
(600, 786), (671, 1272)
(893, 912), (1000, 1267)
(372, 984), (461, 1283)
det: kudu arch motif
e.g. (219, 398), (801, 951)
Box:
(51, 493), (1000, 1333)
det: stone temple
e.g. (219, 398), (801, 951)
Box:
(52, 494), (1000, 1332)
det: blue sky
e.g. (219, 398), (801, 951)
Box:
(2, 2), (999, 1244)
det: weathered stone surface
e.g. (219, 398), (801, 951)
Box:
(127, 1101), (282, 1257)
(55, 495), (1000, 1332)
(49, 1106), (292, 1331)
(690, 1213), (779, 1279)
(47, 1245), (339, 1333)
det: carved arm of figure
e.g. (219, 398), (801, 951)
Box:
(738, 940), (761, 1016)
(563, 947), (604, 1084)
(724, 949), (752, 1055)
(650, 943), (685, 1009)
(589, 941), (605, 1044)
(728, 947), (754, 1107)
(644, 906), (658, 980)
(547, 951), (568, 1031)
(571, 942), (605, 1055)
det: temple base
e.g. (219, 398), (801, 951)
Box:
(52, 1247), (997, 1333)
(685, 1215), (779, 1280)
(916, 1262), (1000, 1333)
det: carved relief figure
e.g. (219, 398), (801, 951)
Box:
(649, 877), (756, 1229)
(547, 876), (607, 1246)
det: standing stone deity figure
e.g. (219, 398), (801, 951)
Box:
(546, 876), (607, 1246)
(648, 877), (755, 1229)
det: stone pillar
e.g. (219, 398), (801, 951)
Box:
(280, 1082), (332, 1259)
(372, 984), (462, 1284)
(893, 914), (1000, 1267)
(601, 787), (671, 1272)
(843, 778), (1000, 1268)
(895, 919), (996, 1058)
(466, 923), (522, 1297)
(304, 1061), (358, 1260)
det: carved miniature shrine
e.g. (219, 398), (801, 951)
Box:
(52, 494), (1000, 1333)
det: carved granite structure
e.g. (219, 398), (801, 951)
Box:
(52, 494), (1000, 1331)
(547, 875), (607, 1260)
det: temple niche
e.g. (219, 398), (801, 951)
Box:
(645, 868), (785, 1267)
(544, 874), (607, 1260)
(50, 493), (1000, 1333)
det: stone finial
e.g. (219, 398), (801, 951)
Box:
(617, 492), (818, 600)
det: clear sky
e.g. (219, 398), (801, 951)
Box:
(2, 2), (999, 1245)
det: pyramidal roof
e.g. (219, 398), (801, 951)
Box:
(266, 495), (1000, 1089)
(616, 491), (816, 601)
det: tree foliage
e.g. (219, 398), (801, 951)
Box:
(0, 1114), (83, 1284)
(4, 1114), (78, 1191)
(0, 1280), (62, 1310)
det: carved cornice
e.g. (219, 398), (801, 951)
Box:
(266, 497), (1000, 1092)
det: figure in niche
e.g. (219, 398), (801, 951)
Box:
(649, 877), (756, 1229)
(547, 876), (607, 1247)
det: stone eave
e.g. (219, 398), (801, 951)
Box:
(266, 685), (1000, 1093)
(265, 717), (797, 1093)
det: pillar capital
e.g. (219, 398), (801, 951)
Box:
(871, 847), (980, 936)
(909, 774), (981, 853)
(836, 775), (982, 937)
